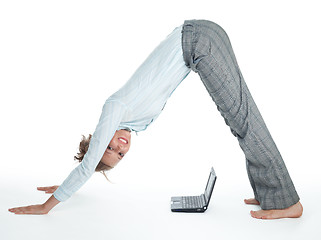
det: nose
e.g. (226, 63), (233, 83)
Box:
(118, 143), (124, 150)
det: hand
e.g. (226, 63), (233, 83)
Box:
(8, 204), (48, 215)
(37, 185), (59, 194)
(8, 186), (61, 215)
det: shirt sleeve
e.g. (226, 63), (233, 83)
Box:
(53, 100), (126, 202)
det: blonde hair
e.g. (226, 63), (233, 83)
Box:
(74, 134), (111, 181)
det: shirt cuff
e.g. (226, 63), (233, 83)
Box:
(53, 186), (70, 202)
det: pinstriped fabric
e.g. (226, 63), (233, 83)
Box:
(182, 20), (299, 210)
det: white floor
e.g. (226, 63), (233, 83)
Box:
(1, 170), (320, 240)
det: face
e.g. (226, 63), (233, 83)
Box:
(100, 129), (131, 169)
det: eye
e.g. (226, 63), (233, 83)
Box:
(119, 152), (125, 157)
(107, 145), (113, 150)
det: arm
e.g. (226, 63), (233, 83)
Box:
(53, 100), (126, 202)
(43, 195), (60, 212)
(9, 100), (126, 215)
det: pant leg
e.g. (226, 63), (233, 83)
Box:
(181, 19), (300, 210)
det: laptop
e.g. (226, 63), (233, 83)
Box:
(171, 167), (217, 213)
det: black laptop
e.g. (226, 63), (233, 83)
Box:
(171, 167), (217, 213)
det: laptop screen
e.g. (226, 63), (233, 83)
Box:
(204, 168), (217, 203)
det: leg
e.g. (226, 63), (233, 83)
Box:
(181, 20), (301, 217)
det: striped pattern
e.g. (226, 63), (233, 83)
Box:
(182, 20), (300, 210)
(53, 24), (191, 202)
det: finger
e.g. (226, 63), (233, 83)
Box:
(8, 208), (19, 212)
(15, 211), (27, 215)
(38, 186), (58, 192)
(38, 186), (54, 189)
(9, 207), (23, 211)
(8, 208), (16, 213)
(17, 210), (29, 214)
(47, 186), (59, 193)
(45, 189), (56, 193)
(14, 209), (24, 214)
(14, 207), (32, 214)
(38, 187), (53, 192)
(37, 187), (48, 191)
(9, 208), (25, 214)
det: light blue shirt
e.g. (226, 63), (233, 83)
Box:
(53, 24), (191, 202)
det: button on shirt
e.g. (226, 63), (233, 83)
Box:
(53, 24), (191, 202)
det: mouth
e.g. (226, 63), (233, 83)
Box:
(118, 137), (128, 144)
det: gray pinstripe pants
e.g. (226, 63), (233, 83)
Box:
(181, 19), (299, 210)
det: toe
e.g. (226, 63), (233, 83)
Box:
(250, 210), (259, 218)
(244, 198), (260, 205)
(250, 210), (265, 219)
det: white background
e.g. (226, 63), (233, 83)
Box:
(0, 0), (320, 239)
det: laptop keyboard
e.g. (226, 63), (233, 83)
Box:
(182, 196), (204, 208)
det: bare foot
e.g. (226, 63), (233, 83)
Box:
(244, 198), (260, 205)
(250, 201), (303, 220)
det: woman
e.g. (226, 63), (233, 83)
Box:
(8, 19), (303, 219)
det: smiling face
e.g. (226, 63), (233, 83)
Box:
(100, 129), (131, 169)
